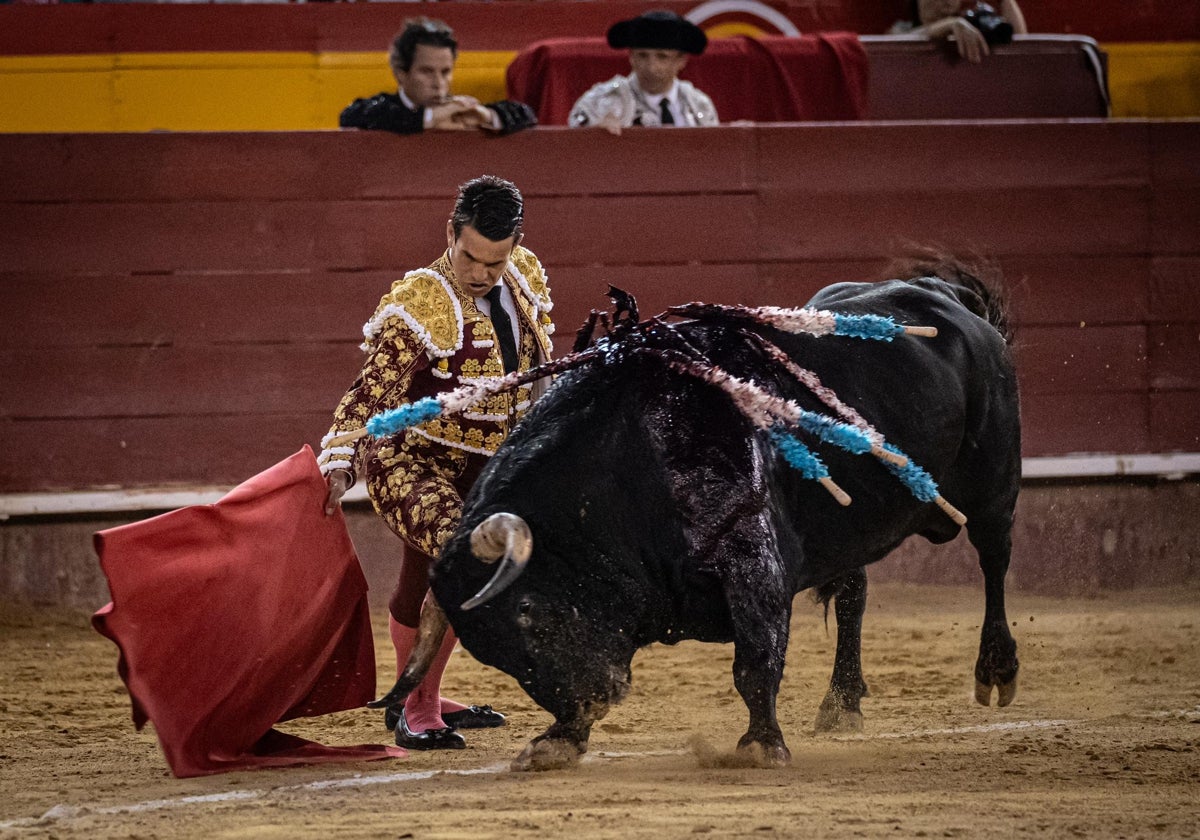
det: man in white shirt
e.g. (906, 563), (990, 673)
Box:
(569, 10), (718, 133)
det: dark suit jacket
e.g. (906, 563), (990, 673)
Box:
(339, 92), (537, 135)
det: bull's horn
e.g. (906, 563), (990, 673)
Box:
(366, 597), (449, 711)
(462, 512), (532, 610)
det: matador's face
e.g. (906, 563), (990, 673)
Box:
(446, 223), (519, 298)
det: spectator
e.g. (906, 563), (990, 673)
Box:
(895, 0), (1028, 64)
(340, 18), (536, 135)
(320, 176), (555, 749)
(569, 10), (718, 132)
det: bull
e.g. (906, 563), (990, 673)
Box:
(370, 261), (1022, 771)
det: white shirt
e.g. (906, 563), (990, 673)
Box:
(474, 282), (522, 351)
(640, 80), (681, 126)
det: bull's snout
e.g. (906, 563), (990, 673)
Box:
(463, 512), (533, 610)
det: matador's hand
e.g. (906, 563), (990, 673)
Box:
(324, 469), (352, 516)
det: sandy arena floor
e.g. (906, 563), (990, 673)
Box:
(1, 583), (1198, 839)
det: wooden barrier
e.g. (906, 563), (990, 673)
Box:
(1, 1), (1196, 131)
(508, 35), (1108, 124)
(1, 122), (1198, 495)
(862, 35), (1110, 119)
(1, 1), (1195, 55)
(0, 37), (1113, 133)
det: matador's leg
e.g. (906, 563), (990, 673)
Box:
(366, 449), (501, 742)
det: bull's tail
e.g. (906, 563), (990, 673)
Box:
(884, 249), (1013, 344)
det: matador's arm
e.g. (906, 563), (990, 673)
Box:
(318, 317), (429, 486)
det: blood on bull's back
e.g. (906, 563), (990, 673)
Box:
(425, 269), (1021, 771)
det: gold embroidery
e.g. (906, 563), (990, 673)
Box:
(379, 259), (461, 354)
(482, 356), (504, 377)
(512, 247), (551, 308)
(321, 247), (554, 486)
(471, 320), (492, 343)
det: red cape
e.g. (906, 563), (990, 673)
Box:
(92, 446), (404, 777)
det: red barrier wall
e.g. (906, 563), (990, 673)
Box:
(1, 122), (1197, 494)
(0, 1), (1194, 53)
(0, 2), (902, 54)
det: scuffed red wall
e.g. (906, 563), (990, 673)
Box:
(1, 122), (1197, 493)
(0, 0), (1194, 54)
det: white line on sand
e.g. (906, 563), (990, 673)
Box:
(7, 711), (1192, 830)
(828, 718), (1080, 740)
(0, 763), (509, 830)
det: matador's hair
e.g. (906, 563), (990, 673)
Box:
(451, 175), (525, 242)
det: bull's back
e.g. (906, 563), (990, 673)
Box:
(752, 278), (1018, 585)
(800, 278), (1014, 420)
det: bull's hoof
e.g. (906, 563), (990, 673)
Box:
(510, 737), (585, 772)
(974, 675), (1018, 707)
(814, 704), (864, 734)
(813, 691), (865, 734)
(735, 739), (791, 768)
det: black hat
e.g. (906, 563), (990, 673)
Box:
(606, 10), (708, 55)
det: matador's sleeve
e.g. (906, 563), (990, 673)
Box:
(317, 316), (428, 484)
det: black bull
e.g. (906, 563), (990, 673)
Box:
(378, 273), (1022, 771)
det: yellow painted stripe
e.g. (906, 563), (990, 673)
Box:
(0, 43), (1196, 131)
(0, 50), (516, 132)
(1104, 42), (1200, 118)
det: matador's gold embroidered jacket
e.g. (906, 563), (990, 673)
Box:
(317, 246), (554, 487)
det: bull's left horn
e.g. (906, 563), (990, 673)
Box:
(462, 513), (532, 610)
(366, 596), (449, 712)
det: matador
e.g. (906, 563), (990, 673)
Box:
(319, 176), (554, 750)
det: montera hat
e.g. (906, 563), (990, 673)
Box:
(606, 10), (708, 55)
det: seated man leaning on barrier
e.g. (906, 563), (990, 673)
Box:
(340, 17), (537, 135)
(893, 0), (1028, 64)
(569, 10), (718, 132)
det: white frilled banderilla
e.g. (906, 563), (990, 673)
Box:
(330, 294), (964, 721)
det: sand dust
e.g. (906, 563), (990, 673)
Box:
(2, 583), (1198, 838)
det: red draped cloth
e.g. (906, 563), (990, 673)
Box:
(92, 446), (404, 777)
(506, 33), (868, 126)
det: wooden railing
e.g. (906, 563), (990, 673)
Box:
(1, 121), (1197, 494)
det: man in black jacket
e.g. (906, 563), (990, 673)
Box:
(340, 18), (536, 135)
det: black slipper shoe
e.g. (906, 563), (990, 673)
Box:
(442, 705), (507, 729)
(395, 709), (466, 750)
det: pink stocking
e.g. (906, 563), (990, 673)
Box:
(401, 626), (458, 733)
(387, 616), (467, 718)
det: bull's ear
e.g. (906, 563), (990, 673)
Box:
(463, 513), (532, 610)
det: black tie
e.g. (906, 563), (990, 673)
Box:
(659, 98), (675, 126)
(485, 285), (519, 375)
